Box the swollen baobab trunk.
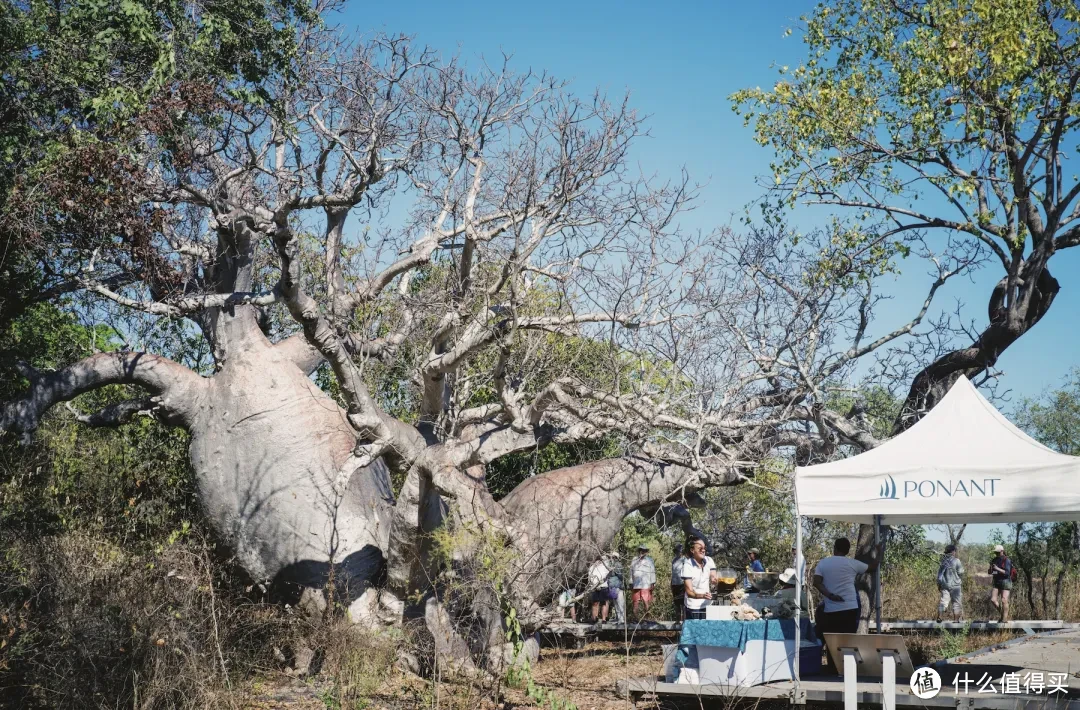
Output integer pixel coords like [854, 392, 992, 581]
[186, 325, 395, 616]
[0, 310, 393, 620]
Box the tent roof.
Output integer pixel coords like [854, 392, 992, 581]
[794, 376, 1080, 524]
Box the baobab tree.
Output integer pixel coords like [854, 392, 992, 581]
[1, 27, 961, 669]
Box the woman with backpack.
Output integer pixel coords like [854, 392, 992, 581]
[936, 544, 964, 623]
[988, 544, 1015, 622]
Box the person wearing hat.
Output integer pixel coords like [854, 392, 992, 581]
[988, 544, 1013, 622]
[630, 543, 657, 618]
[775, 563, 811, 607]
[743, 547, 766, 592]
[936, 544, 964, 623]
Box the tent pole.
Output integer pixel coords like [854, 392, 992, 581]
[794, 513, 802, 693]
[874, 515, 882, 633]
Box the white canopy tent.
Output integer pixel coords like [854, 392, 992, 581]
[796, 375, 1080, 525]
[788, 375, 1080, 692]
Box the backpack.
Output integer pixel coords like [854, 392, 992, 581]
[936, 560, 950, 590]
[993, 556, 1018, 583]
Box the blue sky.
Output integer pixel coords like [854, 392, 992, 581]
[343, 2, 1080, 542]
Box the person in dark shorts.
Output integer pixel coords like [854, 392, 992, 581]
[588, 556, 611, 622]
[813, 537, 882, 672]
[681, 537, 716, 621]
[670, 544, 685, 619]
[989, 544, 1013, 622]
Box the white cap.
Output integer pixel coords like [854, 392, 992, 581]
[778, 568, 797, 584]
[994, 544, 1005, 552]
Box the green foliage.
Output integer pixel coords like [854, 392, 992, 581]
[937, 622, 971, 659]
[696, 461, 797, 569]
[485, 436, 623, 500]
[0, 0, 318, 330]
[997, 374, 1080, 618]
[313, 261, 655, 498]
[1, 0, 314, 135]
[826, 384, 903, 442]
[1014, 369, 1080, 455]
[731, 0, 1080, 280]
[0, 303, 195, 545]
[883, 525, 936, 575]
[430, 516, 575, 710]
[0, 302, 115, 398]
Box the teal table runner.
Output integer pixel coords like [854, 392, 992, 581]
[679, 618, 818, 653]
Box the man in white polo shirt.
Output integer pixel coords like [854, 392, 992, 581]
[681, 536, 716, 620]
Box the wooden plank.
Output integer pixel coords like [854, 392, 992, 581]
[620, 677, 1080, 708]
[544, 621, 682, 635]
[872, 620, 1077, 632]
[595, 621, 682, 632]
[934, 628, 1080, 667]
[555, 619, 1076, 634]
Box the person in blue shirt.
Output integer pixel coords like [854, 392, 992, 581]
[743, 548, 766, 592]
[747, 548, 765, 573]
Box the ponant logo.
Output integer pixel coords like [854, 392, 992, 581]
[877, 474, 899, 500]
[868, 475, 1001, 501]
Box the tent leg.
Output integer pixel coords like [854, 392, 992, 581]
[874, 515, 882, 633]
[794, 515, 802, 690]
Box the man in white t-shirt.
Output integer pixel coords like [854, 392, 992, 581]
[681, 537, 716, 620]
[813, 537, 882, 645]
[630, 544, 657, 617]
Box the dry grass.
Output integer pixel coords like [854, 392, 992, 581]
[882, 565, 1080, 622]
[7, 532, 1078, 710]
[0, 530, 312, 709]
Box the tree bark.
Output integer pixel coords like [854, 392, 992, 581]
[185, 315, 396, 614]
[1053, 523, 1077, 620]
[1, 350, 206, 436]
[897, 268, 1059, 427]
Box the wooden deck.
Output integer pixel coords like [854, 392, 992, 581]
[618, 627, 1080, 706]
[542, 621, 682, 647]
[545, 618, 1075, 641]
[872, 620, 1080, 633]
[618, 676, 1080, 708]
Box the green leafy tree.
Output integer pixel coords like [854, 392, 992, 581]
[0, 303, 195, 541]
[0, 0, 318, 331]
[1015, 368, 1080, 455]
[1007, 371, 1080, 618]
[733, 0, 1080, 428]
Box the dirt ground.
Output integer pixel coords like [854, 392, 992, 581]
[232, 637, 666, 710]
[233, 628, 1026, 710]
